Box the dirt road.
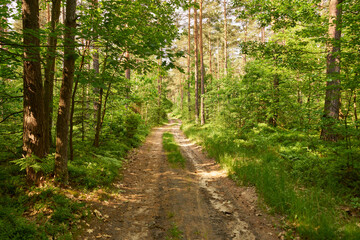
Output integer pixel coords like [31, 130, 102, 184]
[80, 120, 281, 240]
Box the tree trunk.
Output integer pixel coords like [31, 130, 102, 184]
[69, 41, 89, 161]
[209, 35, 212, 75]
[199, 0, 205, 125]
[194, 0, 199, 123]
[54, 0, 76, 184]
[243, 23, 248, 67]
[44, 0, 61, 154]
[223, 0, 228, 76]
[321, 0, 342, 141]
[22, 0, 46, 184]
[93, 51, 108, 147]
[187, 4, 191, 117]
[125, 51, 131, 100]
[261, 27, 265, 43]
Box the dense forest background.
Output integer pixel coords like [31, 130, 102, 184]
[1, 0, 360, 239]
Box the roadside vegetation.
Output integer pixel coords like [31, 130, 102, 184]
[163, 132, 186, 169]
[0, 110, 154, 239]
[181, 121, 360, 239]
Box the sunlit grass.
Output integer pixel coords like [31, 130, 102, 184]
[163, 132, 185, 168]
[181, 121, 360, 239]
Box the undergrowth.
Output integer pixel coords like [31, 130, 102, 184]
[181, 122, 360, 240]
[0, 112, 150, 239]
[163, 132, 185, 168]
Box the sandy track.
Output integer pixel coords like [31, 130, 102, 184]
[79, 120, 281, 240]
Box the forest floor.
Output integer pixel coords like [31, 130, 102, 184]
[79, 120, 283, 240]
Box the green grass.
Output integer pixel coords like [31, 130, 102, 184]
[163, 132, 186, 168]
[166, 222, 184, 240]
[181, 122, 360, 240]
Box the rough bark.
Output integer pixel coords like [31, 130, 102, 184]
[54, 0, 76, 184]
[321, 0, 342, 141]
[44, 0, 62, 153]
[194, 0, 199, 123]
[22, 0, 46, 184]
[199, 0, 205, 125]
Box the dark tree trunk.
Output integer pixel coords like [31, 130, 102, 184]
[44, 0, 61, 154]
[321, 0, 342, 141]
[93, 51, 108, 147]
[54, 0, 76, 184]
[93, 88, 103, 147]
[199, 0, 205, 125]
[22, 0, 46, 184]
[194, 0, 199, 123]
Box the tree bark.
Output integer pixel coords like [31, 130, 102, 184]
[54, 0, 76, 184]
[22, 0, 46, 184]
[199, 0, 205, 125]
[44, 0, 62, 154]
[321, 0, 342, 141]
[194, 0, 199, 123]
[223, 0, 228, 76]
[187, 4, 191, 117]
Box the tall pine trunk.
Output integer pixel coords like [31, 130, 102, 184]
[223, 0, 228, 76]
[194, 0, 199, 123]
[44, 0, 61, 153]
[321, 0, 342, 141]
[22, 0, 46, 184]
[54, 0, 76, 184]
[187, 4, 191, 117]
[199, 0, 205, 125]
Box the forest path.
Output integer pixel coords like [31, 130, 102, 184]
[79, 120, 281, 240]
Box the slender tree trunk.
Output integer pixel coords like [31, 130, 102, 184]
[100, 83, 111, 130]
[93, 51, 108, 147]
[354, 91, 358, 129]
[69, 41, 89, 161]
[44, 0, 61, 154]
[22, 0, 46, 184]
[81, 84, 85, 141]
[194, 0, 199, 123]
[261, 27, 265, 43]
[199, 0, 205, 125]
[125, 51, 131, 99]
[243, 23, 248, 67]
[158, 56, 162, 107]
[187, 4, 191, 117]
[217, 38, 220, 79]
[54, 0, 76, 184]
[92, 0, 100, 120]
[321, 0, 342, 141]
[223, 0, 228, 76]
[209, 35, 212, 75]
